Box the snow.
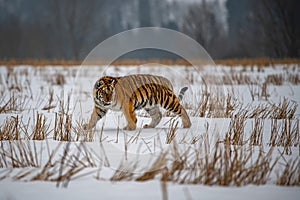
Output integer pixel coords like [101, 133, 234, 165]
[0, 64, 300, 199]
[0, 180, 299, 200]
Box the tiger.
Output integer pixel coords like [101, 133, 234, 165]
[83, 74, 191, 130]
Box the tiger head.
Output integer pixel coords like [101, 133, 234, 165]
[93, 76, 118, 107]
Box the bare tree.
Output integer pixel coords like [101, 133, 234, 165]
[235, 0, 300, 58]
[0, 0, 21, 59]
[182, 0, 226, 58]
[48, 0, 109, 60]
[257, 0, 300, 57]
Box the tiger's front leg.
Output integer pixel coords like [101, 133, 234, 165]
[122, 100, 137, 130]
[83, 107, 107, 130]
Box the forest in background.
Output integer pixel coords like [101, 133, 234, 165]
[0, 0, 299, 61]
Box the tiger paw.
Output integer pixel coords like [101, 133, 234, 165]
[143, 124, 155, 129]
[123, 124, 136, 131]
[182, 121, 191, 128]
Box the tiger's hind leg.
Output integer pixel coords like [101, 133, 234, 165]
[143, 106, 162, 128]
[162, 91, 191, 128]
[167, 103, 191, 128]
[178, 106, 191, 128]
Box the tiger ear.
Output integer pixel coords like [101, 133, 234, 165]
[114, 77, 120, 83]
[94, 80, 103, 88]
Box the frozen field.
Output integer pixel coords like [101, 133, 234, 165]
[0, 64, 299, 199]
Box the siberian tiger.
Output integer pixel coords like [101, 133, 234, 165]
[83, 74, 191, 130]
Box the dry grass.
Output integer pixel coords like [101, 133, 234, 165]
[104, 131, 298, 186]
[135, 141, 278, 186]
[288, 73, 300, 85]
[0, 67, 33, 113]
[110, 160, 138, 181]
[0, 62, 299, 187]
[270, 98, 297, 119]
[165, 120, 179, 144]
[0, 59, 81, 66]
[202, 72, 254, 85]
[0, 140, 40, 168]
[53, 112, 72, 141]
[242, 104, 272, 119]
[1, 58, 300, 66]
[0, 121, 298, 186]
[0, 116, 20, 140]
[43, 73, 66, 86]
[0, 92, 29, 113]
[247, 81, 269, 101]
[41, 88, 56, 111]
[224, 111, 247, 145]
[276, 158, 300, 186]
[249, 118, 264, 146]
[190, 86, 238, 118]
[265, 74, 284, 85]
[215, 58, 300, 67]
[4, 141, 98, 187]
[72, 120, 96, 142]
[0, 169, 12, 181]
[234, 98, 297, 119]
[53, 96, 73, 141]
[202, 71, 299, 86]
[136, 152, 168, 182]
[32, 112, 51, 140]
[268, 119, 299, 155]
[0, 113, 51, 141]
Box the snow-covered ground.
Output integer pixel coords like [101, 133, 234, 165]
[1, 179, 299, 200]
[0, 64, 299, 199]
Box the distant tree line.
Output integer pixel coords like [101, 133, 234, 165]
[183, 0, 300, 58]
[224, 0, 300, 58]
[0, 0, 299, 60]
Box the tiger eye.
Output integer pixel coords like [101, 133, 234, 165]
[108, 79, 114, 84]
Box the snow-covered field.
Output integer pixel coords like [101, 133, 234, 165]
[0, 64, 299, 200]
